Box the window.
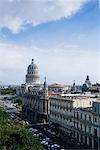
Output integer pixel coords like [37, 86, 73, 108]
[85, 114, 86, 120]
[63, 106, 65, 111]
[95, 107, 97, 112]
[85, 136, 87, 145]
[77, 122, 78, 128]
[85, 125, 86, 132]
[66, 107, 68, 111]
[70, 119, 72, 122]
[60, 106, 62, 110]
[50, 110, 51, 115]
[81, 134, 83, 143]
[43, 101, 45, 112]
[89, 116, 91, 121]
[77, 112, 78, 118]
[74, 121, 75, 126]
[89, 127, 91, 133]
[60, 114, 62, 119]
[81, 124, 82, 130]
[94, 128, 97, 137]
[81, 113, 82, 119]
[95, 117, 97, 122]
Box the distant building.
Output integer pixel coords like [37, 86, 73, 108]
[48, 83, 71, 95]
[71, 80, 76, 92]
[93, 101, 100, 115]
[90, 83, 100, 93]
[82, 75, 92, 93]
[85, 75, 92, 88]
[48, 83, 66, 92]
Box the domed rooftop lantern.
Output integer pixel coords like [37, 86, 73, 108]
[32, 58, 34, 64]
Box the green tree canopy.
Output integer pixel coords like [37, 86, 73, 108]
[0, 108, 43, 150]
[0, 88, 16, 95]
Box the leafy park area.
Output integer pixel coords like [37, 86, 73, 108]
[0, 107, 44, 150]
[0, 88, 16, 95]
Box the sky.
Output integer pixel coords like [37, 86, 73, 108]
[0, 0, 99, 85]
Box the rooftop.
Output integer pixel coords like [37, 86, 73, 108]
[48, 83, 65, 87]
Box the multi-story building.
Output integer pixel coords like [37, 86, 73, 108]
[49, 94, 100, 149]
[18, 59, 49, 123]
[16, 59, 100, 149]
[48, 83, 69, 93]
[90, 83, 100, 93]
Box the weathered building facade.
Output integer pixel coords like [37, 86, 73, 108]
[20, 59, 49, 123]
[49, 94, 100, 149]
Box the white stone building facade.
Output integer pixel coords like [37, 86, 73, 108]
[18, 59, 49, 123]
[49, 95, 100, 149]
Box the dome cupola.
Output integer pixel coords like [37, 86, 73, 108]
[25, 59, 40, 85]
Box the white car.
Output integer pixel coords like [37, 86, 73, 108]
[47, 129, 56, 135]
[51, 144, 55, 148]
[39, 133, 43, 136]
[51, 131, 56, 135]
[28, 128, 38, 133]
[33, 134, 37, 137]
[41, 141, 49, 145]
[51, 144, 60, 148]
[53, 144, 60, 147]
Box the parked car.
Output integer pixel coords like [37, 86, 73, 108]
[41, 140, 49, 146]
[45, 137, 50, 142]
[28, 128, 38, 133]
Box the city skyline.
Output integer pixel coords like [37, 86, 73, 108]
[0, 0, 99, 85]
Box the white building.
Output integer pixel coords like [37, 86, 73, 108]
[17, 59, 49, 123]
[49, 94, 100, 149]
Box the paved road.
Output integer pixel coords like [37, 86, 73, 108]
[28, 124, 92, 150]
[0, 96, 21, 121]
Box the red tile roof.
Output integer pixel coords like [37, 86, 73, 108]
[48, 83, 65, 87]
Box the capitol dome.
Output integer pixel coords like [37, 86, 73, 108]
[25, 59, 40, 85]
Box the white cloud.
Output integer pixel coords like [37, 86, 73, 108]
[0, 41, 99, 85]
[0, 0, 89, 33]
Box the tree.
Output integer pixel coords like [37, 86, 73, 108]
[14, 98, 22, 106]
[0, 88, 16, 95]
[0, 126, 43, 150]
[0, 107, 9, 126]
[0, 108, 43, 150]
